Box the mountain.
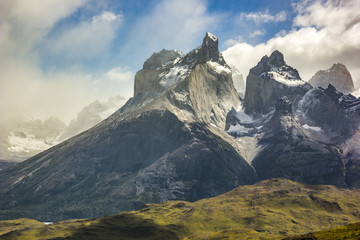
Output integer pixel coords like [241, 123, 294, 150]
[0, 96, 127, 168]
[0, 33, 257, 220]
[1, 179, 360, 240]
[1, 33, 359, 221]
[0, 116, 66, 163]
[59, 95, 127, 141]
[309, 63, 355, 94]
[243, 50, 312, 114]
[227, 51, 355, 188]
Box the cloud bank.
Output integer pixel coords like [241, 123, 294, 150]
[223, 0, 360, 89]
[0, 0, 129, 124]
[239, 9, 287, 24]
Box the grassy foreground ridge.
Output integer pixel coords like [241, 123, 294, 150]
[1, 178, 360, 239]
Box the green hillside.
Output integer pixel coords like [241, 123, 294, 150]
[284, 222, 360, 240]
[1, 178, 360, 239]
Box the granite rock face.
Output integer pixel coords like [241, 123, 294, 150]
[309, 63, 355, 94]
[243, 50, 311, 114]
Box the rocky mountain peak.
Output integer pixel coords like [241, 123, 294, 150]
[251, 50, 299, 79]
[143, 49, 183, 70]
[309, 63, 355, 94]
[324, 84, 343, 101]
[268, 50, 285, 67]
[183, 32, 228, 66]
[244, 50, 311, 114]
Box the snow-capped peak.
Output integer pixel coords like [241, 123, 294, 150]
[205, 32, 218, 42]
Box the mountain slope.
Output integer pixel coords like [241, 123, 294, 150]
[284, 222, 360, 240]
[0, 33, 257, 221]
[1, 179, 360, 240]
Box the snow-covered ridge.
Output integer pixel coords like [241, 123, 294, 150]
[264, 66, 306, 87]
[207, 61, 231, 74]
[303, 124, 323, 132]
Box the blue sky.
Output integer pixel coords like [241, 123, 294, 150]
[1, 0, 359, 123]
[38, 0, 296, 73]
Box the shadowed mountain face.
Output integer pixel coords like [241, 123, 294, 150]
[0, 33, 257, 221]
[252, 97, 346, 187]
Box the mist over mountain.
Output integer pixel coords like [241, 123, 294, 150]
[59, 95, 127, 141]
[0, 116, 66, 162]
[0, 33, 359, 222]
[0, 96, 127, 169]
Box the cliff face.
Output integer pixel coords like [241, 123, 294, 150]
[309, 63, 355, 94]
[243, 50, 311, 114]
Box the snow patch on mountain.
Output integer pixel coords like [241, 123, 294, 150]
[228, 124, 251, 134]
[303, 124, 323, 132]
[267, 68, 306, 87]
[207, 61, 231, 74]
[159, 65, 190, 88]
[206, 32, 218, 42]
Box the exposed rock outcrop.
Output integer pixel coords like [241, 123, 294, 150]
[309, 63, 355, 94]
[243, 50, 311, 114]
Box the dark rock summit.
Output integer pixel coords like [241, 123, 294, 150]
[309, 63, 355, 94]
[243, 50, 311, 114]
[183, 32, 228, 66]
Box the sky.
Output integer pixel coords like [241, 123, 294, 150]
[1, 0, 359, 124]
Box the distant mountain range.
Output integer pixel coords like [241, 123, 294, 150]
[0, 33, 359, 222]
[0, 95, 127, 168]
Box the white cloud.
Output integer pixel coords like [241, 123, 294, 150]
[106, 67, 133, 82]
[250, 29, 266, 38]
[224, 36, 244, 48]
[239, 9, 287, 24]
[0, 1, 132, 126]
[50, 11, 123, 59]
[0, 0, 88, 57]
[120, 0, 220, 62]
[223, 0, 360, 89]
